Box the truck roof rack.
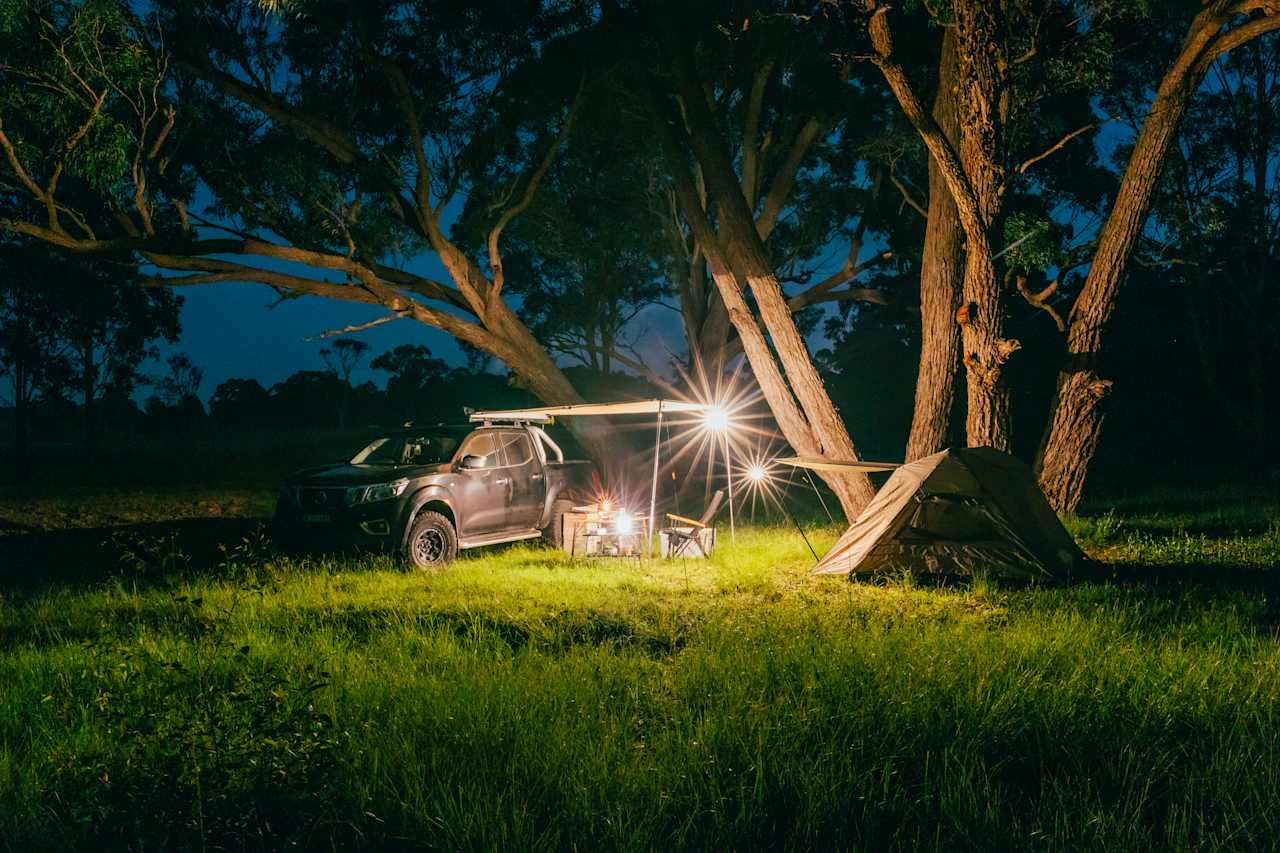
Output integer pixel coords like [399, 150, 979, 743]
[468, 412, 553, 425]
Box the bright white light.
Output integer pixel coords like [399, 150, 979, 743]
[703, 406, 729, 432]
[616, 510, 634, 534]
[748, 465, 768, 483]
[601, 497, 612, 513]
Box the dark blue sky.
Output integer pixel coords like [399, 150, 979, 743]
[148, 262, 685, 400]
[152, 280, 468, 397]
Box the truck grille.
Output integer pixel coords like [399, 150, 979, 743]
[298, 487, 348, 509]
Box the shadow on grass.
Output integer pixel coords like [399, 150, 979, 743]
[1082, 560, 1280, 592]
[0, 518, 267, 593]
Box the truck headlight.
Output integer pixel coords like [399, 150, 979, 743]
[349, 479, 409, 505]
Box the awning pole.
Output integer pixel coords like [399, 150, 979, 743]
[723, 431, 736, 544]
[647, 401, 664, 557]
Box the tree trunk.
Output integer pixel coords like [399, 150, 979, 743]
[658, 29, 876, 518]
[82, 338, 97, 461]
[867, 2, 1015, 453]
[1036, 3, 1271, 512]
[13, 358, 29, 483]
[954, 0, 1013, 451]
[905, 26, 964, 461]
[485, 299, 616, 465]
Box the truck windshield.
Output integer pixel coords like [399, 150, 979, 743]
[351, 433, 460, 466]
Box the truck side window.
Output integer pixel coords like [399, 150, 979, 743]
[500, 431, 534, 466]
[456, 432, 500, 469]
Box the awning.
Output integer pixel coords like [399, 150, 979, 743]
[470, 399, 711, 422]
[777, 456, 902, 473]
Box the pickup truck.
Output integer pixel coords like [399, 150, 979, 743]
[274, 422, 595, 568]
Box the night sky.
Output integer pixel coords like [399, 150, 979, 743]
[149, 263, 686, 399]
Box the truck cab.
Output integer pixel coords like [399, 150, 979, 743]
[275, 421, 594, 568]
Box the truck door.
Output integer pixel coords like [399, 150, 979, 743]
[451, 430, 509, 536]
[497, 429, 546, 529]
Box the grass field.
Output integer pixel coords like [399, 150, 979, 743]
[2, 481, 1280, 851]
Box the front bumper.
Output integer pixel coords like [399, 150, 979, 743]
[273, 495, 408, 552]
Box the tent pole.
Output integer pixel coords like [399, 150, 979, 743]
[723, 431, 736, 544]
[647, 402, 664, 557]
[775, 466, 817, 561]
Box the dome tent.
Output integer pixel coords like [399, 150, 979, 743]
[813, 447, 1085, 581]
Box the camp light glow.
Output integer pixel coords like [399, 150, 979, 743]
[468, 398, 743, 554]
[747, 465, 768, 483]
[702, 406, 730, 432]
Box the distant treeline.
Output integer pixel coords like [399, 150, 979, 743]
[0, 340, 662, 476]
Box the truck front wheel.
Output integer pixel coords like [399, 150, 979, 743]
[404, 510, 458, 570]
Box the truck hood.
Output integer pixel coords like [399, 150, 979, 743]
[286, 463, 449, 487]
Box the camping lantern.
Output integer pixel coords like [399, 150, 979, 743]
[562, 500, 646, 557]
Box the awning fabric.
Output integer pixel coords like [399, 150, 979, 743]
[470, 399, 711, 421]
[776, 456, 902, 473]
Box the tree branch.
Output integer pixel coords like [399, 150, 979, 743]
[888, 164, 927, 218]
[1197, 7, 1280, 74]
[756, 116, 825, 241]
[176, 47, 361, 164]
[1012, 270, 1066, 331]
[0, 119, 50, 205]
[580, 343, 682, 397]
[740, 59, 775, 208]
[486, 82, 583, 305]
[1018, 119, 1109, 174]
[799, 287, 897, 307]
[863, 3, 991, 255]
[304, 311, 409, 341]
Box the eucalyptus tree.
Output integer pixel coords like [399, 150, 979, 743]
[0, 239, 178, 463]
[602, 0, 910, 517]
[475, 91, 673, 385]
[1149, 31, 1280, 464]
[319, 337, 370, 429]
[0, 242, 65, 476]
[0, 0, 622, 458]
[863, 0, 1280, 511]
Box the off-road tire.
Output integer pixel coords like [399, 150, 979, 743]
[404, 510, 458, 570]
[542, 499, 574, 549]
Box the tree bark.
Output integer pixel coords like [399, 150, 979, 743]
[905, 26, 964, 461]
[953, 0, 1013, 451]
[867, 2, 1017, 453]
[1037, 2, 1280, 512]
[657, 33, 876, 517]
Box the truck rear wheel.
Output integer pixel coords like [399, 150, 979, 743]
[542, 499, 574, 549]
[404, 510, 458, 570]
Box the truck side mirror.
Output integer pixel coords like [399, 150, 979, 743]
[458, 454, 484, 470]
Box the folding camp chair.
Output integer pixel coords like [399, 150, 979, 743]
[662, 490, 724, 557]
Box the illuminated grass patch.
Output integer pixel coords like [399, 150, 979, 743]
[2, 497, 1280, 850]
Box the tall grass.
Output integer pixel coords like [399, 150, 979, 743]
[2, 495, 1280, 850]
